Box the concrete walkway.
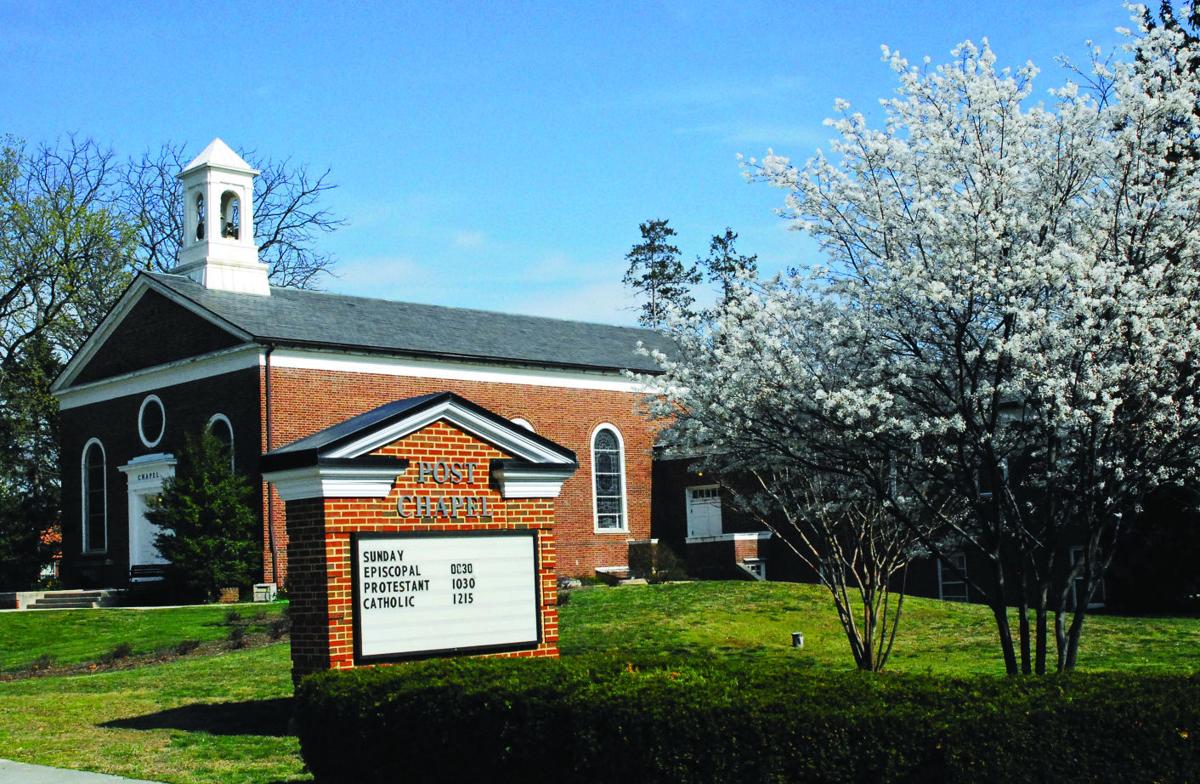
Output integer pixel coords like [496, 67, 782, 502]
[0, 759, 161, 783]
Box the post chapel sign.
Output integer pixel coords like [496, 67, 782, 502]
[261, 392, 578, 681]
[354, 530, 540, 661]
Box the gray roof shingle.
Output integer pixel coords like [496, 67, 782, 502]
[147, 272, 673, 373]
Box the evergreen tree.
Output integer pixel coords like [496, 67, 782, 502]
[623, 218, 700, 328]
[698, 228, 758, 306]
[0, 336, 60, 588]
[149, 431, 258, 602]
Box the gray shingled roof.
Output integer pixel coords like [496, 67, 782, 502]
[147, 272, 674, 373]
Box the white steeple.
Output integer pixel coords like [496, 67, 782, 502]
[174, 138, 271, 296]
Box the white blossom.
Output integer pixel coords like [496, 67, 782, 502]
[638, 17, 1200, 673]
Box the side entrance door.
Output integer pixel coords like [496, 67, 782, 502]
[686, 485, 723, 539]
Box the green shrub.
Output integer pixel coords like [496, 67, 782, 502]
[148, 431, 258, 602]
[174, 639, 201, 656]
[268, 615, 290, 640]
[100, 642, 134, 663]
[295, 656, 1200, 784]
[628, 541, 688, 583]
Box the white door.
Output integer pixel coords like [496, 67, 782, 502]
[129, 492, 169, 567]
[686, 485, 723, 538]
[119, 454, 176, 574]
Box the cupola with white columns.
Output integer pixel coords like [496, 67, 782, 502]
[174, 138, 271, 296]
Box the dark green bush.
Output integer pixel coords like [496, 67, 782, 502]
[294, 656, 1199, 784]
[268, 615, 290, 640]
[100, 642, 134, 663]
[148, 431, 258, 602]
[174, 639, 201, 656]
[628, 541, 688, 583]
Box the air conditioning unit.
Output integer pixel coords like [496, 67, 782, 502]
[253, 583, 278, 603]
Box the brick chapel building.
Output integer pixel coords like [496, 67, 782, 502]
[51, 139, 674, 589]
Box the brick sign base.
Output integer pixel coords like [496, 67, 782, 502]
[262, 393, 577, 682]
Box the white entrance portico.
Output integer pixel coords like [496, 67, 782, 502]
[118, 453, 176, 580]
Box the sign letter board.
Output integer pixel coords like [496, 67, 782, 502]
[351, 530, 541, 663]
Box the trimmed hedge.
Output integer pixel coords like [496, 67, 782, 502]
[295, 656, 1199, 783]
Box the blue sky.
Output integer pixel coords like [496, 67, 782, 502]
[1, 1, 1133, 324]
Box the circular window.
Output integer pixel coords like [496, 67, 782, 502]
[138, 395, 166, 448]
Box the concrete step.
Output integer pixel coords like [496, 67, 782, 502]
[27, 592, 104, 609]
[32, 593, 102, 601]
[28, 600, 99, 609]
[3, 588, 121, 610]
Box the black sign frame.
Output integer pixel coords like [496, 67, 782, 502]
[350, 528, 542, 665]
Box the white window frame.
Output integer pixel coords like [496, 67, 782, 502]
[510, 417, 535, 432]
[137, 394, 166, 448]
[590, 423, 629, 534]
[206, 413, 235, 470]
[938, 552, 969, 602]
[81, 437, 108, 554]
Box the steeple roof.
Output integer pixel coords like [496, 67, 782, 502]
[179, 138, 258, 176]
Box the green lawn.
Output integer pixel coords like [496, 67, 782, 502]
[560, 582, 1200, 676]
[0, 644, 303, 784]
[0, 602, 288, 672]
[0, 582, 1197, 783]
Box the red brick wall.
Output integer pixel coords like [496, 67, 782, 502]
[262, 364, 658, 583]
[286, 420, 559, 682]
[734, 536, 765, 562]
[284, 497, 329, 676]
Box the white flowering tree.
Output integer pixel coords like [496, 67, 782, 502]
[645, 16, 1200, 674]
[642, 278, 953, 671]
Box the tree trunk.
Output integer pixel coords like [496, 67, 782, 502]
[1054, 608, 1068, 672]
[1062, 583, 1094, 671]
[860, 599, 876, 672]
[988, 551, 1018, 674]
[1034, 607, 1048, 675]
[992, 603, 1019, 675]
[1017, 598, 1032, 674]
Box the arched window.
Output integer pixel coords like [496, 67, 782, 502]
[206, 414, 235, 470]
[510, 417, 535, 432]
[220, 191, 241, 239]
[194, 192, 206, 241]
[591, 424, 627, 532]
[82, 439, 107, 552]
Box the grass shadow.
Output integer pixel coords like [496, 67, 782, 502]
[102, 697, 293, 737]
